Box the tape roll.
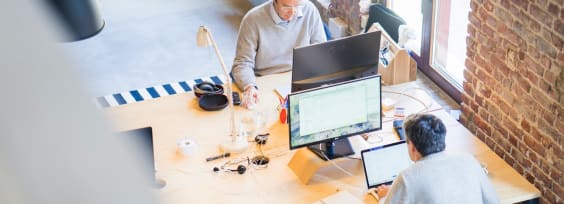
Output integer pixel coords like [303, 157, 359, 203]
[177, 137, 198, 156]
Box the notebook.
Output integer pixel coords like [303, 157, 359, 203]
[361, 141, 411, 189]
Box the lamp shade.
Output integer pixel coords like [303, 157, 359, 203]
[196, 26, 212, 47]
[47, 0, 105, 41]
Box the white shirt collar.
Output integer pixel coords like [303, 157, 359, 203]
[269, 1, 304, 25]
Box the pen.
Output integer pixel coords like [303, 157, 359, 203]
[206, 152, 230, 162]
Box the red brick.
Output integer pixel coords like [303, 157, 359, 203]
[555, 20, 564, 39]
[506, 120, 525, 139]
[514, 163, 524, 174]
[525, 172, 535, 183]
[524, 55, 545, 76]
[541, 108, 556, 125]
[541, 194, 556, 204]
[465, 59, 477, 73]
[469, 12, 482, 28]
[463, 81, 475, 97]
[498, 134, 513, 153]
[478, 85, 493, 98]
[475, 94, 484, 107]
[477, 69, 496, 86]
[509, 80, 524, 95]
[535, 36, 558, 58]
[535, 0, 548, 7]
[508, 133, 519, 146]
[505, 154, 515, 166]
[474, 115, 492, 135]
[533, 164, 551, 185]
[539, 55, 552, 69]
[528, 17, 541, 32]
[526, 70, 540, 85]
[529, 149, 539, 164]
[554, 181, 563, 201]
[513, 0, 530, 10]
[470, 100, 480, 113]
[524, 133, 546, 156]
[482, 24, 495, 38]
[530, 86, 550, 107]
[537, 116, 560, 144]
[484, 134, 496, 147]
[547, 2, 559, 16]
[520, 118, 531, 133]
[549, 32, 562, 49]
[530, 4, 553, 28]
[487, 98, 502, 118]
[550, 166, 563, 182]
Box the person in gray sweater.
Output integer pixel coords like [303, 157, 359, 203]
[231, 0, 326, 109]
[375, 114, 499, 204]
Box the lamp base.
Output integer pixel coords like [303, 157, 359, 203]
[220, 136, 248, 153]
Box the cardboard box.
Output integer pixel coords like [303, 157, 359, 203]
[367, 23, 417, 85]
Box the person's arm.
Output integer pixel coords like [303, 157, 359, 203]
[231, 15, 260, 109]
[306, 2, 327, 44]
[231, 15, 258, 91]
[382, 174, 410, 204]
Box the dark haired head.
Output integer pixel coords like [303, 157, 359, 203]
[404, 114, 446, 157]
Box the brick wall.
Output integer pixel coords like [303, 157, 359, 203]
[462, 0, 563, 203]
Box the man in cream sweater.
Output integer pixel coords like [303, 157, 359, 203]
[231, 0, 326, 109]
[375, 114, 499, 204]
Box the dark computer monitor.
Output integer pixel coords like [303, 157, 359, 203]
[288, 75, 382, 160]
[118, 127, 165, 188]
[291, 31, 382, 92]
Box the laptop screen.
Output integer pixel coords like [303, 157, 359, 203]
[361, 141, 411, 188]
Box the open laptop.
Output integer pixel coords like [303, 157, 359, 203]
[118, 127, 165, 188]
[361, 141, 411, 190]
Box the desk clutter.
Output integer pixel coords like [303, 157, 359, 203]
[95, 75, 226, 108]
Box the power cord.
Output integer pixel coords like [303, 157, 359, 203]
[320, 151, 354, 177]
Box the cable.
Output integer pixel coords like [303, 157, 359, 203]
[382, 90, 430, 113]
[319, 151, 354, 177]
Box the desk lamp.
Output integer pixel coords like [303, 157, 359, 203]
[197, 26, 248, 153]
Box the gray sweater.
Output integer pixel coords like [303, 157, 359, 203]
[231, 0, 326, 90]
[383, 152, 500, 204]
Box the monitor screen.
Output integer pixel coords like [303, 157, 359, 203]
[288, 75, 382, 160]
[291, 31, 382, 92]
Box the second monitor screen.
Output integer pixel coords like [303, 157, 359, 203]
[289, 76, 382, 149]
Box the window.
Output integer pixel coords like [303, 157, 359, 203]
[385, 0, 471, 102]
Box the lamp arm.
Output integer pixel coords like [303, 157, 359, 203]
[206, 30, 238, 139]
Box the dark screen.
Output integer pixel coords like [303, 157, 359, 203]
[291, 31, 382, 92]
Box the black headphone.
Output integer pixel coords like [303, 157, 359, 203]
[193, 81, 224, 98]
[254, 133, 269, 145]
[213, 165, 247, 175]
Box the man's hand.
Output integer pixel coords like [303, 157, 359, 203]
[242, 85, 259, 109]
[376, 185, 390, 199]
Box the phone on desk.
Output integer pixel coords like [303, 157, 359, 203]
[232, 92, 241, 105]
[393, 120, 405, 140]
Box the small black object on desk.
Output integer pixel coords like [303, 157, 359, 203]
[199, 94, 229, 111]
[206, 152, 230, 162]
[393, 120, 405, 140]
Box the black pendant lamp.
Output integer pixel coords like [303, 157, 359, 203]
[47, 0, 105, 41]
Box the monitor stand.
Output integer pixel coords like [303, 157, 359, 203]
[307, 138, 354, 161]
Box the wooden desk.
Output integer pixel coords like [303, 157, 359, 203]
[104, 72, 539, 204]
